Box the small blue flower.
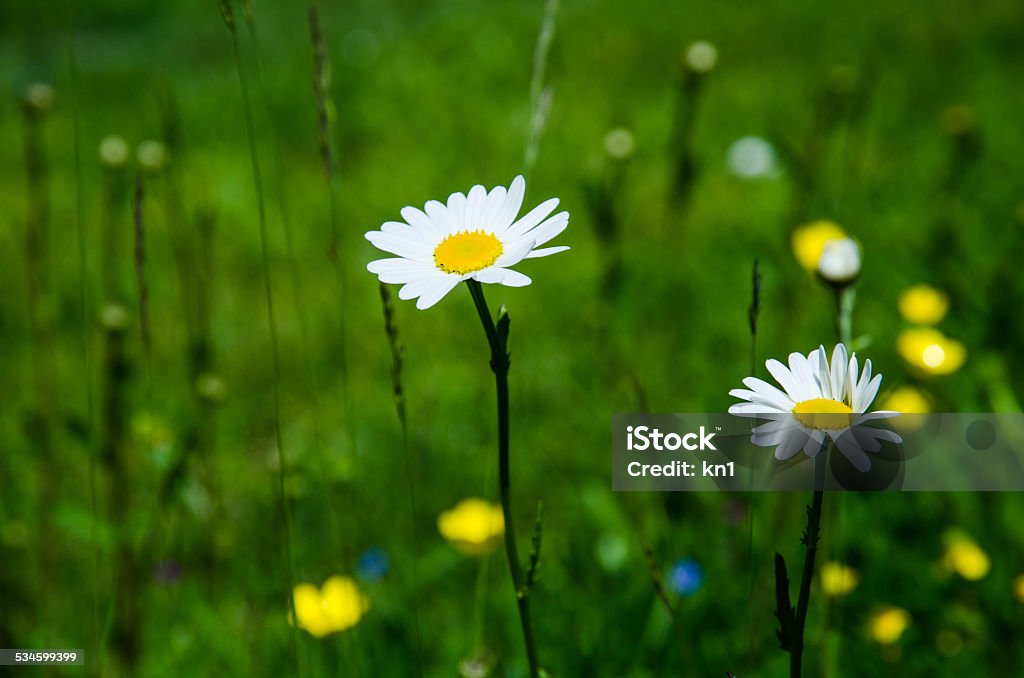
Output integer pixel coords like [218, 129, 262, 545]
[357, 547, 389, 582]
[667, 558, 703, 596]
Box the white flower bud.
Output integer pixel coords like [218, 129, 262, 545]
[99, 304, 130, 331]
[684, 41, 718, 73]
[603, 127, 635, 160]
[24, 83, 55, 112]
[817, 237, 861, 284]
[726, 136, 778, 179]
[136, 140, 168, 171]
[99, 136, 130, 168]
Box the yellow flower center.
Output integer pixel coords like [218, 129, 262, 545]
[792, 398, 854, 430]
[434, 230, 503, 275]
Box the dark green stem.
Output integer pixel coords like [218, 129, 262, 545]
[791, 452, 826, 678]
[466, 280, 540, 678]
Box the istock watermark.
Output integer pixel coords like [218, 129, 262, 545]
[612, 413, 1024, 491]
[626, 425, 717, 451]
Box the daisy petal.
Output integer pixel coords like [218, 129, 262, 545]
[775, 429, 810, 460]
[381, 221, 423, 239]
[494, 238, 535, 268]
[835, 435, 872, 472]
[366, 232, 432, 261]
[494, 175, 526, 231]
[479, 186, 507, 230]
[426, 199, 456, 234]
[741, 377, 797, 410]
[729, 402, 788, 415]
[789, 351, 821, 401]
[399, 274, 446, 301]
[518, 211, 569, 247]
[524, 245, 570, 258]
[765, 359, 802, 400]
[465, 185, 487, 230]
[504, 198, 559, 238]
[854, 374, 883, 412]
[415, 276, 461, 310]
[400, 206, 440, 234]
[367, 258, 435, 283]
[803, 429, 826, 457]
[473, 268, 532, 287]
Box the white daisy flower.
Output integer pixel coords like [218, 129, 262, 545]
[365, 176, 570, 310]
[728, 344, 901, 471]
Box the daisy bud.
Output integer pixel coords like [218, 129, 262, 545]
[684, 41, 718, 74]
[99, 135, 130, 168]
[23, 82, 55, 113]
[136, 140, 168, 172]
[195, 373, 227, 403]
[817, 237, 861, 285]
[99, 304, 130, 331]
[727, 136, 779, 180]
[603, 127, 635, 160]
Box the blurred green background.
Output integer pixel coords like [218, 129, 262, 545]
[2, 0, 1024, 675]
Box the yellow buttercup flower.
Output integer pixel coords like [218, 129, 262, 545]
[1013, 574, 1024, 602]
[791, 220, 846, 271]
[898, 285, 949, 325]
[820, 561, 859, 597]
[882, 386, 931, 414]
[942, 536, 990, 581]
[869, 607, 911, 644]
[291, 576, 369, 638]
[897, 327, 966, 376]
[882, 385, 931, 432]
[438, 498, 505, 556]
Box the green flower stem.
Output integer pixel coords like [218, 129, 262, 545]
[466, 280, 540, 678]
[791, 454, 826, 678]
[834, 285, 855, 348]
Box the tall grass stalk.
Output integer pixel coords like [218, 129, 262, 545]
[99, 303, 136, 671]
[523, 0, 559, 179]
[220, 2, 302, 672]
[466, 280, 540, 678]
[668, 56, 709, 208]
[376, 281, 425, 669]
[131, 173, 174, 675]
[307, 6, 352, 404]
[746, 258, 761, 668]
[132, 177, 151, 353]
[21, 79, 60, 620]
[66, 6, 102, 670]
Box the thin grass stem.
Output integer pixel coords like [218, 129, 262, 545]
[221, 2, 302, 672]
[523, 0, 559, 179]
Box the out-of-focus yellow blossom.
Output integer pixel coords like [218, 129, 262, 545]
[898, 285, 949, 325]
[882, 385, 931, 432]
[869, 607, 911, 644]
[897, 327, 966, 376]
[820, 561, 859, 597]
[438, 498, 504, 556]
[792, 220, 847, 271]
[882, 386, 931, 414]
[941, 534, 990, 581]
[291, 576, 369, 638]
[1013, 574, 1024, 602]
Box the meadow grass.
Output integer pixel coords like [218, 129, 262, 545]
[1, 0, 1024, 675]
